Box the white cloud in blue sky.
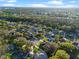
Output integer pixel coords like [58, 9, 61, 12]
[2, 3, 15, 6]
[0, 0, 16, 2]
[47, 0, 63, 5]
[7, 0, 16, 2]
[0, 0, 79, 8]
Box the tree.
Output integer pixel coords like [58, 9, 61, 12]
[13, 37, 27, 47]
[55, 50, 70, 59]
[49, 56, 59, 59]
[39, 42, 59, 57]
[55, 34, 62, 42]
[49, 50, 70, 59]
[59, 42, 77, 54]
[59, 42, 78, 59]
[6, 53, 11, 59]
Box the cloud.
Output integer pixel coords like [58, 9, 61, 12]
[47, 0, 63, 5]
[0, 0, 78, 8]
[1, 4, 25, 7]
[2, 4, 16, 6]
[44, 0, 78, 8]
[69, 1, 76, 3]
[0, 0, 16, 2]
[7, 0, 16, 2]
[26, 4, 48, 7]
[1, 3, 78, 8]
[48, 4, 78, 8]
[63, 4, 78, 8]
[25, 3, 78, 8]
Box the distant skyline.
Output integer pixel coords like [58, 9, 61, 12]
[0, 0, 79, 8]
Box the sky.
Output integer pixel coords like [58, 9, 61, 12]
[0, 0, 79, 8]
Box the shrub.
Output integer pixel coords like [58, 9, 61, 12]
[49, 50, 70, 59]
[39, 42, 59, 57]
[59, 42, 77, 54]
